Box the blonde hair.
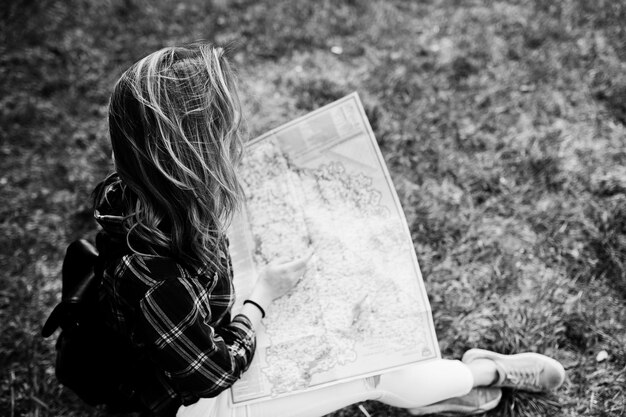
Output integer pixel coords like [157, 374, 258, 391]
[108, 43, 244, 272]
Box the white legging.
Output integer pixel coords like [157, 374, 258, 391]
[178, 359, 474, 417]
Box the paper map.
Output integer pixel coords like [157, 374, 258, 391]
[228, 93, 439, 406]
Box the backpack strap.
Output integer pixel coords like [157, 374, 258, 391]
[42, 239, 99, 338]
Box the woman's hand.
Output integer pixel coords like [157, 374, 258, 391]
[248, 251, 313, 310]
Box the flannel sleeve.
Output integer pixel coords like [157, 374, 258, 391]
[138, 276, 256, 398]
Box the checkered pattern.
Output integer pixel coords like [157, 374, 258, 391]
[94, 174, 256, 415]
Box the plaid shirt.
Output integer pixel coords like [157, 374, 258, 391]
[94, 174, 255, 416]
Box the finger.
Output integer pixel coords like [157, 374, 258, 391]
[282, 249, 314, 271]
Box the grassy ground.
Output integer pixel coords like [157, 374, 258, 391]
[1, 0, 625, 416]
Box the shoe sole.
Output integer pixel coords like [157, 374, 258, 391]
[462, 348, 565, 391]
[408, 388, 502, 416]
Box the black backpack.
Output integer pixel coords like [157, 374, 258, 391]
[42, 239, 144, 412]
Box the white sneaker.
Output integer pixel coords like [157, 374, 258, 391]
[409, 387, 502, 415]
[462, 349, 566, 392]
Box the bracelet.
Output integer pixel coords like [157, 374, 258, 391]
[243, 299, 266, 318]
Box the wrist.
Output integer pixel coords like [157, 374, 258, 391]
[239, 302, 264, 326]
[243, 299, 266, 318]
[249, 283, 272, 311]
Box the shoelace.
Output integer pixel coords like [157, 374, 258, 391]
[501, 363, 544, 389]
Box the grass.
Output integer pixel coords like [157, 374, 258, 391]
[1, 0, 625, 416]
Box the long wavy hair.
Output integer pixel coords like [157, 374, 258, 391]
[107, 43, 244, 272]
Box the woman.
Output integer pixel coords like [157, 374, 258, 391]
[94, 43, 565, 417]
